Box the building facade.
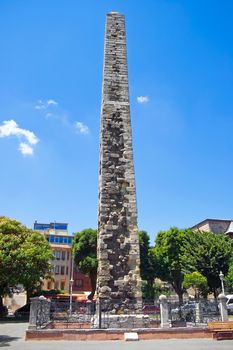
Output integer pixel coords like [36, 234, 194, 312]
[192, 219, 233, 238]
[34, 221, 91, 295]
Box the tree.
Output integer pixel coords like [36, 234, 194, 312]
[18, 231, 53, 302]
[181, 230, 233, 298]
[0, 216, 52, 307]
[151, 227, 190, 305]
[138, 231, 156, 287]
[183, 271, 209, 299]
[72, 228, 97, 300]
[224, 260, 233, 293]
[142, 280, 171, 300]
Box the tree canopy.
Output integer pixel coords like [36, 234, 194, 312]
[72, 228, 97, 300]
[151, 227, 190, 304]
[0, 216, 52, 304]
[181, 230, 233, 297]
[225, 260, 233, 292]
[151, 227, 233, 301]
[138, 230, 156, 285]
[183, 271, 209, 299]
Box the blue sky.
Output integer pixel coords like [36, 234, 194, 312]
[0, 0, 233, 243]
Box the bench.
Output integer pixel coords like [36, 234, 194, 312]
[208, 321, 233, 340]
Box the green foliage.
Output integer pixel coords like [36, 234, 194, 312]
[183, 271, 209, 298]
[138, 230, 156, 284]
[181, 231, 233, 297]
[72, 228, 97, 299]
[142, 280, 154, 300]
[151, 227, 233, 301]
[0, 216, 52, 302]
[153, 282, 172, 299]
[142, 281, 171, 301]
[225, 260, 233, 292]
[151, 227, 191, 303]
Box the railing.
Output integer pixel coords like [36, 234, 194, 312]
[94, 299, 161, 329]
[167, 299, 221, 326]
[50, 300, 95, 327]
[32, 298, 161, 329]
[30, 296, 222, 329]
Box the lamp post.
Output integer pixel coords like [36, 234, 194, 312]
[219, 271, 225, 295]
[69, 255, 74, 317]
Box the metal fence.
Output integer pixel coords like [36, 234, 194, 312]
[32, 298, 161, 329]
[167, 299, 221, 327]
[49, 300, 95, 328]
[95, 299, 160, 329]
[32, 297, 221, 329]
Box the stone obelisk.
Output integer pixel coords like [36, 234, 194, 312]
[97, 11, 142, 315]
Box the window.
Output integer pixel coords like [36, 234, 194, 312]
[62, 251, 66, 260]
[67, 251, 70, 260]
[66, 266, 69, 275]
[60, 282, 65, 290]
[49, 235, 54, 243]
[55, 251, 61, 260]
[75, 279, 83, 288]
[55, 265, 60, 274]
[60, 266, 65, 275]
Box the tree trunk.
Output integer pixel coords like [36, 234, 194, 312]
[0, 296, 3, 308]
[26, 287, 33, 304]
[178, 292, 183, 306]
[88, 273, 97, 300]
[172, 282, 183, 306]
[213, 288, 218, 299]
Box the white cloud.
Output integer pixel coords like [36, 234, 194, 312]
[75, 121, 89, 135]
[35, 100, 46, 110]
[0, 120, 38, 144]
[35, 99, 58, 110]
[47, 99, 58, 106]
[137, 96, 149, 104]
[18, 142, 34, 156]
[0, 120, 39, 156]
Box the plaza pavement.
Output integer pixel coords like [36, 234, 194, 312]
[1, 322, 233, 350]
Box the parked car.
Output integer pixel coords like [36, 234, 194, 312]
[142, 305, 160, 314]
[226, 294, 233, 314]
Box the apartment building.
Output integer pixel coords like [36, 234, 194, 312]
[34, 221, 91, 295]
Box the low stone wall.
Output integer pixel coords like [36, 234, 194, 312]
[92, 314, 150, 329]
[47, 322, 91, 329]
[26, 327, 212, 341]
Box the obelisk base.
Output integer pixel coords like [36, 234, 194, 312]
[92, 314, 150, 329]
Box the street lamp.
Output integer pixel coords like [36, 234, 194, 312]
[219, 271, 225, 295]
[69, 255, 74, 317]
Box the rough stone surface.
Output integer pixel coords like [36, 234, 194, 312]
[97, 11, 142, 313]
[92, 314, 150, 329]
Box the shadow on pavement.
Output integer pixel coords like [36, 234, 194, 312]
[0, 335, 20, 347]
